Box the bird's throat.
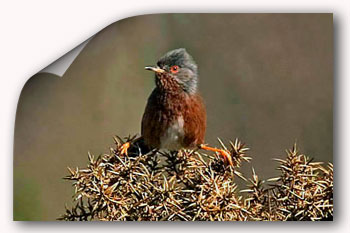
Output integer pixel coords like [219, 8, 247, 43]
[155, 74, 183, 93]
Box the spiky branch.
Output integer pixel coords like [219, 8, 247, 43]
[59, 137, 333, 221]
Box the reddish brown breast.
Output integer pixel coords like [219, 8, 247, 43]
[141, 80, 206, 150]
[182, 94, 206, 148]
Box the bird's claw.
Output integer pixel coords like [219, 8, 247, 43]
[217, 149, 233, 167]
[199, 144, 233, 166]
[120, 142, 130, 156]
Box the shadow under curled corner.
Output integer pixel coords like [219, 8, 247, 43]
[39, 38, 92, 77]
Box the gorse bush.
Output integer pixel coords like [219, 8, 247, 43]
[59, 136, 333, 221]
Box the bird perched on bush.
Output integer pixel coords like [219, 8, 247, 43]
[120, 48, 232, 165]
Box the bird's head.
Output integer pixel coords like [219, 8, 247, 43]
[145, 48, 198, 94]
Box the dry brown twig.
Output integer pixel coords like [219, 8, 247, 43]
[59, 137, 333, 221]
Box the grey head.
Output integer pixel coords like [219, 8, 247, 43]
[145, 48, 198, 94]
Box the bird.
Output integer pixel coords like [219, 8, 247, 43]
[120, 48, 232, 165]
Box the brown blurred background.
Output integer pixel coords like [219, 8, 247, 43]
[14, 14, 333, 220]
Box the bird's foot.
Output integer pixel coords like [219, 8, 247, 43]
[199, 144, 233, 166]
[120, 142, 130, 156]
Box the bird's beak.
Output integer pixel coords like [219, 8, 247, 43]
[145, 66, 165, 74]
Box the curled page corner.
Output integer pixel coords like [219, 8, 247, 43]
[39, 37, 92, 77]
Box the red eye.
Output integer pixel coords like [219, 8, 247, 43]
[170, 65, 179, 73]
